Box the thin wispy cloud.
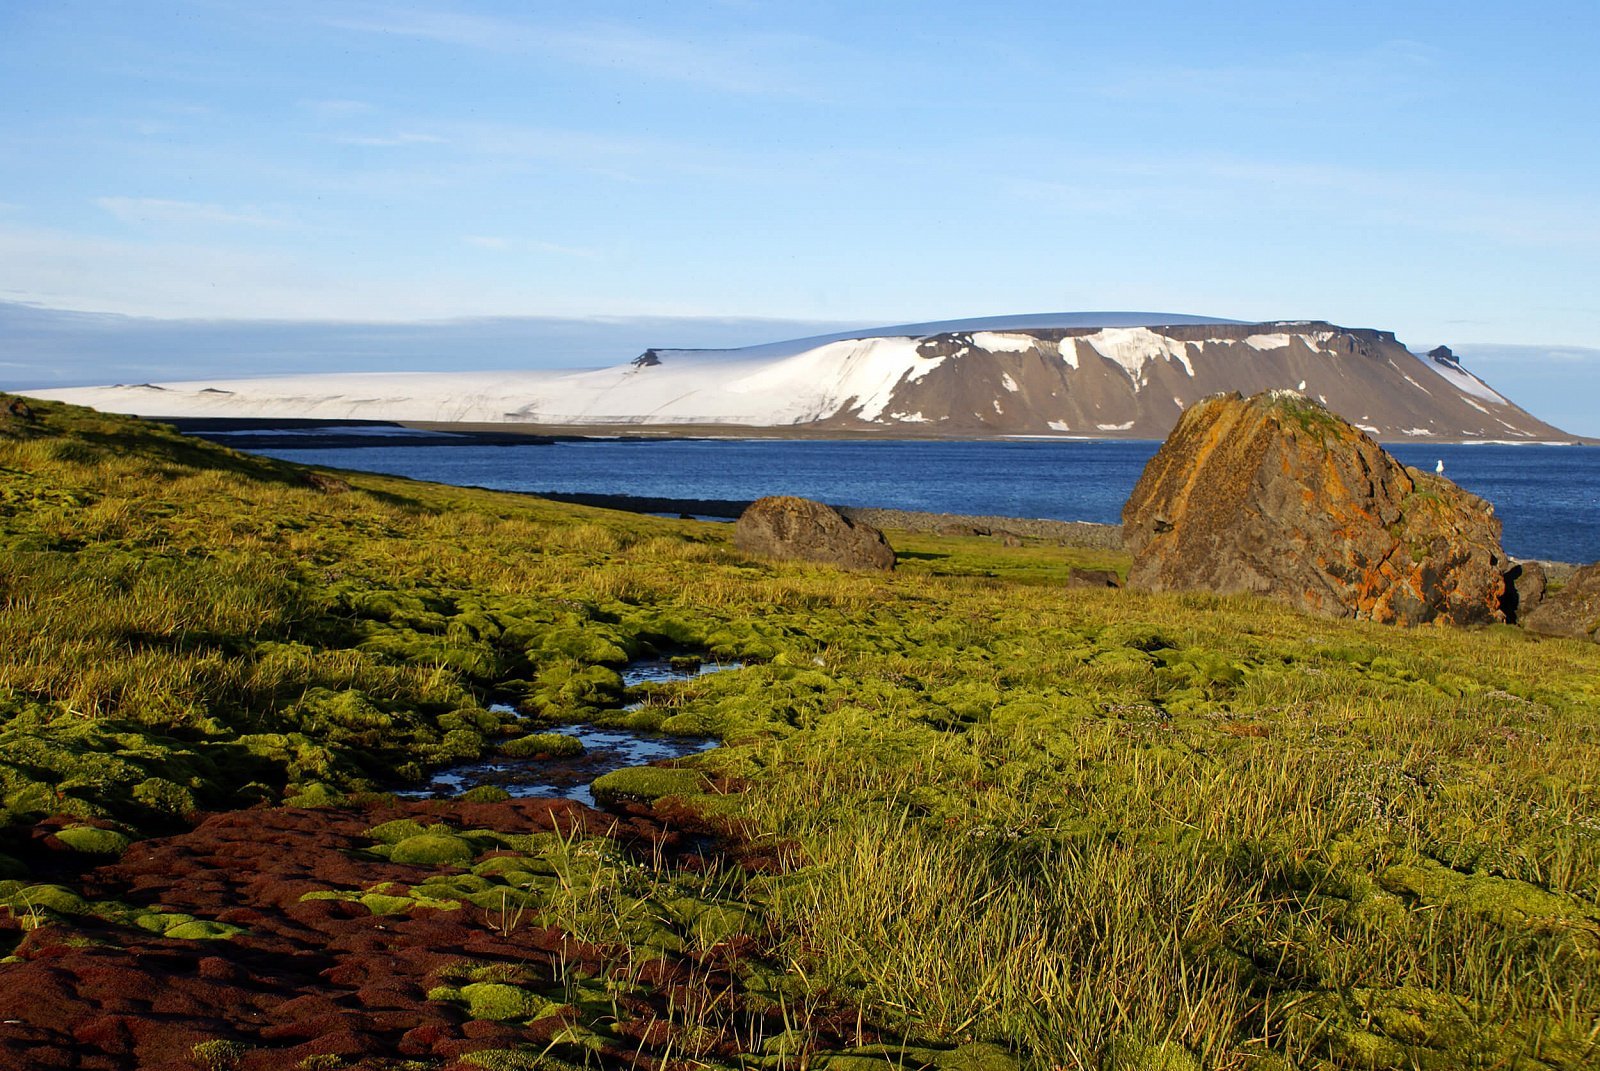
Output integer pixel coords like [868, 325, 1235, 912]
[315, 3, 841, 99]
[463, 235, 599, 259]
[1092, 40, 1443, 108]
[0, 223, 614, 321]
[1007, 152, 1600, 250]
[306, 119, 754, 186]
[94, 197, 291, 229]
[1458, 344, 1600, 365]
[300, 98, 373, 117]
[334, 131, 448, 147]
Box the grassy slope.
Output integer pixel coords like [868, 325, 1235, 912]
[1, 398, 1598, 1069]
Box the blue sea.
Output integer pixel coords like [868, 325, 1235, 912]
[244, 434, 1600, 564]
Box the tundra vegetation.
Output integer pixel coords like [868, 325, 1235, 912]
[0, 399, 1597, 1070]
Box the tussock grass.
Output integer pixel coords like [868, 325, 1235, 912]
[2, 397, 1598, 1068]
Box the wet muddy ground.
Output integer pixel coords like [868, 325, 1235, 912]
[0, 795, 821, 1071]
[402, 660, 738, 807]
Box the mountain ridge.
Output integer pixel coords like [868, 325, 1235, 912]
[25, 314, 1578, 443]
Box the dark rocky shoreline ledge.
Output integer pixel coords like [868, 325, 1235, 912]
[536, 492, 1577, 576]
[534, 492, 1124, 550]
[836, 506, 1124, 549]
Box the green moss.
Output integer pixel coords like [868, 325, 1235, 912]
[390, 832, 476, 866]
[405, 890, 463, 912]
[7, 398, 1600, 1068]
[358, 892, 416, 915]
[283, 782, 345, 808]
[5, 884, 85, 915]
[364, 818, 429, 844]
[461, 1049, 585, 1071]
[191, 1039, 251, 1070]
[131, 777, 196, 816]
[53, 825, 130, 855]
[458, 981, 552, 1021]
[1103, 1038, 1200, 1071]
[133, 911, 195, 934]
[936, 1043, 1020, 1071]
[589, 765, 706, 807]
[414, 873, 492, 898]
[295, 1057, 346, 1071]
[458, 785, 511, 803]
[499, 732, 584, 759]
[1378, 858, 1596, 929]
[659, 894, 757, 945]
[164, 919, 244, 940]
[461, 886, 540, 913]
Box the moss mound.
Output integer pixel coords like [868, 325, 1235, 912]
[459, 982, 552, 1022]
[590, 765, 706, 807]
[163, 919, 244, 941]
[389, 832, 476, 866]
[53, 825, 130, 855]
[364, 818, 429, 845]
[499, 732, 584, 759]
[4, 883, 86, 916]
[459, 785, 512, 803]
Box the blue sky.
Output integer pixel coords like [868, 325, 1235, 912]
[3, 1, 1599, 431]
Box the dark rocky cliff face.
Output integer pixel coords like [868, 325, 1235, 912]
[813, 322, 1571, 442]
[1121, 390, 1507, 626]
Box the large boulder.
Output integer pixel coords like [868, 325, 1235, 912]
[1521, 564, 1600, 642]
[1122, 391, 1506, 626]
[734, 496, 895, 571]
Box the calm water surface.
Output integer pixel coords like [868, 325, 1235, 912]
[251, 436, 1600, 564]
[399, 659, 735, 806]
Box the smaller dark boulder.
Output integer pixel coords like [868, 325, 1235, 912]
[4, 397, 36, 422]
[734, 496, 895, 571]
[1501, 561, 1547, 623]
[305, 472, 352, 494]
[1066, 567, 1122, 589]
[1521, 563, 1600, 643]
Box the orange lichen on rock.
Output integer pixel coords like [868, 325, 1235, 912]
[1122, 390, 1506, 626]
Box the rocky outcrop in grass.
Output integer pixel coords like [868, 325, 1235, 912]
[1123, 390, 1507, 625]
[734, 495, 895, 571]
[1522, 562, 1600, 642]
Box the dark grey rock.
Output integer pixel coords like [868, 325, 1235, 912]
[734, 496, 895, 571]
[1066, 567, 1122, 589]
[1501, 561, 1547, 623]
[1522, 563, 1600, 642]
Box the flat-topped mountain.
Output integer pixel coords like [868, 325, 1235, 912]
[27, 313, 1575, 442]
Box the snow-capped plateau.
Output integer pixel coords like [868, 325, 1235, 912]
[26, 314, 1576, 442]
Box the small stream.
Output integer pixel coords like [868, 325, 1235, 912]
[399, 658, 739, 808]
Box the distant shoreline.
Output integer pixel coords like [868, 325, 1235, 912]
[162, 416, 1596, 447]
[165, 418, 1586, 567]
[536, 492, 1126, 549]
